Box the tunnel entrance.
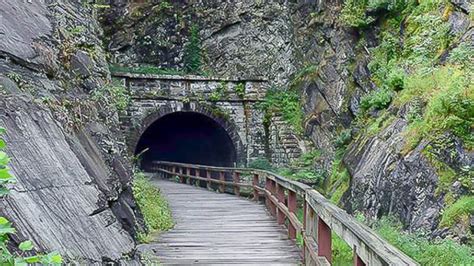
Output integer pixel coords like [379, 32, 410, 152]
[135, 112, 237, 170]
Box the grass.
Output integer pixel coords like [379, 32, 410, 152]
[133, 172, 174, 243]
[375, 217, 474, 265]
[399, 65, 474, 151]
[440, 196, 474, 227]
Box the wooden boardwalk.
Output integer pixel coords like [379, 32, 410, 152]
[139, 179, 302, 265]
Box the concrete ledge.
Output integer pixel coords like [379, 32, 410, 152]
[112, 72, 268, 82]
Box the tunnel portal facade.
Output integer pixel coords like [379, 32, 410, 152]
[116, 73, 305, 168]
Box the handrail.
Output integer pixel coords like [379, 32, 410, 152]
[151, 161, 418, 266]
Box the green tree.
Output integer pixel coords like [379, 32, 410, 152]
[183, 25, 202, 74]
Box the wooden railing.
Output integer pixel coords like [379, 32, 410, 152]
[151, 161, 418, 266]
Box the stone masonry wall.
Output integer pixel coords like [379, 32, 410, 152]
[114, 73, 303, 166]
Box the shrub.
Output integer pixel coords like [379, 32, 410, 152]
[334, 129, 352, 149]
[259, 88, 304, 134]
[234, 82, 245, 99]
[375, 217, 474, 265]
[91, 81, 130, 112]
[132, 172, 173, 242]
[340, 0, 375, 28]
[448, 42, 474, 68]
[359, 88, 392, 112]
[400, 65, 474, 150]
[248, 157, 273, 171]
[440, 196, 474, 227]
[183, 25, 202, 74]
[387, 68, 405, 91]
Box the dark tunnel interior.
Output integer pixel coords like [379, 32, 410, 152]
[135, 112, 237, 170]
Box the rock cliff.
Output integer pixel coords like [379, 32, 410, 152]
[0, 0, 139, 263]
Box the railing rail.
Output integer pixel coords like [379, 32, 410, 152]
[151, 161, 418, 266]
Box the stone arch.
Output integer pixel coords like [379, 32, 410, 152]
[129, 102, 245, 167]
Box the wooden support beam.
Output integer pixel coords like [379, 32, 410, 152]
[276, 183, 285, 225]
[354, 248, 366, 266]
[318, 217, 332, 264]
[186, 168, 191, 184]
[253, 174, 259, 201]
[288, 190, 297, 240]
[265, 178, 274, 216]
[179, 167, 185, 183]
[195, 169, 200, 187]
[219, 171, 225, 193]
[206, 170, 211, 190]
[233, 171, 240, 196]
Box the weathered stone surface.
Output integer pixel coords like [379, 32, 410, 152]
[71, 50, 93, 77]
[343, 117, 443, 231]
[102, 1, 296, 85]
[0, 97, 135, 263]
[0, 0, 139, 263]
[0, 0, 52, 67]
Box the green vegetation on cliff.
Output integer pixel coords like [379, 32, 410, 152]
[352, 0, 474, 151]
[259, 88, 304, 134]
[440, 196, 474, 227]
[375, 217, 474, 265]
[133, 172, 173, 243]
[183, 25, 203, 74]
[0, 128, 62, 265]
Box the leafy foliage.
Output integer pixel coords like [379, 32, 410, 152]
[328, 159, 350, 205]
[248, 157, 273, 171]
[374, 217, 474, 265]
[340, 0, 375, 28]
[277, 150, 325, 184]
[0, 128, 62, 265]
[133, 172, 173, 243]
[91, 81, 130, 112]
[440, 196, 474, 227]
[209, 82, 228, 102]
[234, 82, 245, 99]
[400, 65, 474, 150]
[359, 88, 393, 112]
[334, 129, 352, 149]
[183, 25, 203, 74]
[259, 88, 304, 134]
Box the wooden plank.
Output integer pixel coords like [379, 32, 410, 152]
[142, 179, 302, 265]
[153, 161, 417, 266]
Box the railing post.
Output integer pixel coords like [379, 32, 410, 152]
[195, 169, 200, 187]
[252, 174, 259, 201]
[288, 190, 297, 240]
[265, 178, 275, 216]
[233, 171, 240, 196]
[269, 180, 277, 216]
[318, 217, 332, 264]
[219, 171, 225, 193]
[353, 248, 366, 266]
[276, 183, 285, 225]
[179, 167, 185, 183]
[206, 170, 211, 190]
[186, 168, 191, 184]
[302, 200, 307, 261]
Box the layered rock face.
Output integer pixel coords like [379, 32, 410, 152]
[0, 0, 138, 263]
[103, 0, 297, 84]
